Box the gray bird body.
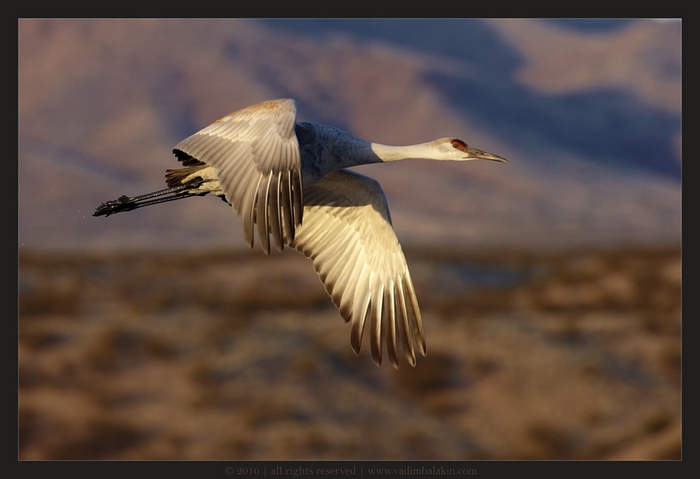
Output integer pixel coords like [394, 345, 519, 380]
[295, 122, 377, 186]
[94, 98, 507, 368]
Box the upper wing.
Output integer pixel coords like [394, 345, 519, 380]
[291, 169, 426, 368]
[172, 99, 303, 253]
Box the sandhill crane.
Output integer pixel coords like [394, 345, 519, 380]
[94, 99, 507, 368]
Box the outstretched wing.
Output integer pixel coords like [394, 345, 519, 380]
[173, 99, 303, 253]
[291, 169, 426, 368]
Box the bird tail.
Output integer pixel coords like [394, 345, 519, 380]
[165, 165, 208, 188]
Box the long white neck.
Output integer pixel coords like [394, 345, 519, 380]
[369, 142, 441, 162]
[297, 123, 449, 186]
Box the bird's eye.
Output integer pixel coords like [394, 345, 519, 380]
[451, 139, 468, 152]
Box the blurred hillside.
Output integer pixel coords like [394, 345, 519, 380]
[18, 18, 681, 252]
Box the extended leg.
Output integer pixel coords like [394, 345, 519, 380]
[93, 178, 204, 217]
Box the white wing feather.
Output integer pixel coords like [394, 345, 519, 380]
[291, 169, 426, 367]
[172, 99, 303, 253]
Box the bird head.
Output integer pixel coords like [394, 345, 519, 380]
[430, 138, 508, 163]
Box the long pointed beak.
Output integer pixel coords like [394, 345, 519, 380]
[467, 147, 508, 163]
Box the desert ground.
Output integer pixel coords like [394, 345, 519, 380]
[18, 246, 680, 460]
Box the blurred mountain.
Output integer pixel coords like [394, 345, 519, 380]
[18, 18, 681, 252]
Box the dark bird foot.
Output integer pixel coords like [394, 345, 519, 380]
[93, 196, 140, 216]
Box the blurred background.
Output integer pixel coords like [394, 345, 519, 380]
[18, 18, 681, 460]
